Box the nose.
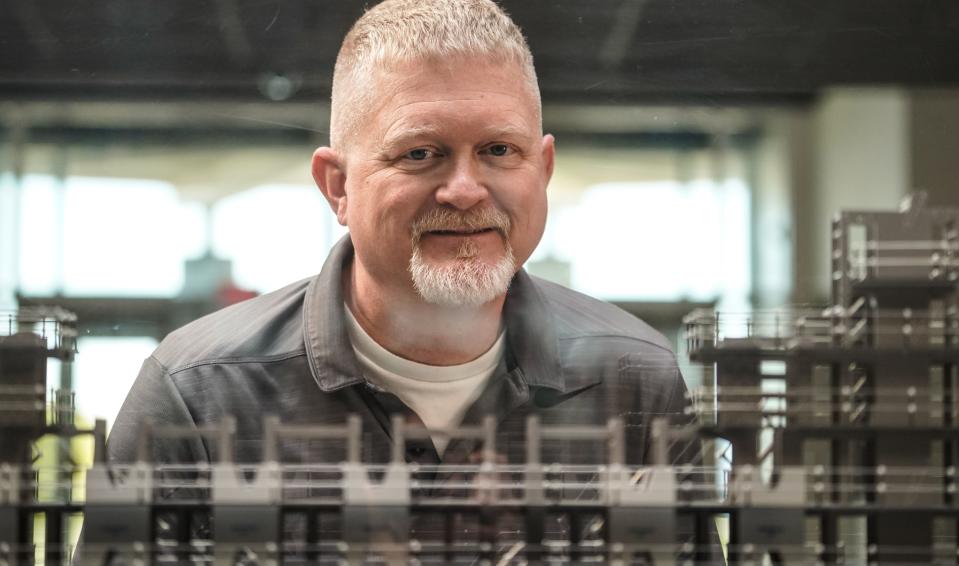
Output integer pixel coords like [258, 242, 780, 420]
[434, 155, 490, 210]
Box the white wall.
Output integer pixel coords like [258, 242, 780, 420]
[809, 88, 911, 298]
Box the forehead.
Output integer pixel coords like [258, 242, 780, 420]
[361, 56, 541, 141]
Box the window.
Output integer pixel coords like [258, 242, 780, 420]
[211, 184, 344, 293]
[539, 178, 751, 306]
[19, 175, 199, 297]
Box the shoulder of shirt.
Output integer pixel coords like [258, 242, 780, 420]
[153, 276, 312, 374]
[525, 274, 675, 356]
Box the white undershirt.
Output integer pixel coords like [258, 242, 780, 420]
[344, 305, 504, 454]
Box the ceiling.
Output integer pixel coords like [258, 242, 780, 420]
[2, 0, 958, 106]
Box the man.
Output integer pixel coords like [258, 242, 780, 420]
[109, 0, 704, 554]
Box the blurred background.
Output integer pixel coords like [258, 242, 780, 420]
[1, 0, 958, 431]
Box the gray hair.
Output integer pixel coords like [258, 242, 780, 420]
[330, 0, 541, 151]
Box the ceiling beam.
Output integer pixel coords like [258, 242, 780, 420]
[10, 0, 58, 58]
[599, 0, 650, 69]
[214, 0, 254, 68]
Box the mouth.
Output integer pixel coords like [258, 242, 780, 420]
[426, 227, 498, 236]
[410, 208, 511, 244]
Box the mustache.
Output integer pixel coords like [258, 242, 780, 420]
[409, 207, 511, 242]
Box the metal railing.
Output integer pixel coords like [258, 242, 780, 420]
[684, 307, 959, 354]
[1, 307, 78, 360]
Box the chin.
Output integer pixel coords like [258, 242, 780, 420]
[409, 247, 516, 308]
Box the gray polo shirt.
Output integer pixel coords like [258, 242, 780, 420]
[109, 236, 694, 468]
[99, 235, 716, 557]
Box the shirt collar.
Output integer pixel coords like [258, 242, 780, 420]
[302, 235, 566, 393]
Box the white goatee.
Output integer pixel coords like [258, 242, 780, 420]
[408, 208, 516, 307]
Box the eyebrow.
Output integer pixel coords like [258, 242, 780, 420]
[378, 125, 444, 153]
[377, 123, 532, 154]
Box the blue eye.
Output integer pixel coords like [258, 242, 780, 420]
[406, 148, 431, 160]
[488, 144, 510, 156]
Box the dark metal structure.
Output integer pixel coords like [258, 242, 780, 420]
[684, 193, 959, 563]
[0, 307, 78, 463]
[2, 0, 959, 105]
[0, 306, 88, 565]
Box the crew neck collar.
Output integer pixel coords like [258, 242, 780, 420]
[302, 235, 565, 392]
[343, 302, 505, 383]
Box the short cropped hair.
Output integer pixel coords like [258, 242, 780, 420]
[330, 0, 541, 151]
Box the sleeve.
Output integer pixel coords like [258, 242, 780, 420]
[619, 350, 696, 466]
[107, 355, 209, 465]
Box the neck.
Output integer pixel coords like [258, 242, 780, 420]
[345, 260, 506, 366]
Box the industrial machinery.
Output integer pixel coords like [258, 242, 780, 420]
[1, 195, 957, 564]
[681, 193, 959, 564]
[0, 306, 88, 563]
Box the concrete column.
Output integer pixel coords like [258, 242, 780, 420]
[800, 89, 912, 301]
[753, 112, 811, 307]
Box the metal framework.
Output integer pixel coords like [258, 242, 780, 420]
[1, 195, 957, 564]
[683, 193, 959, 564]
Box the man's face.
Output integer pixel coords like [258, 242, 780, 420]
[337, 56, 554, 306]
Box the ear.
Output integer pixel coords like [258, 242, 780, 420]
[540, 134, 556, 184]
[312, 147, 349, 225]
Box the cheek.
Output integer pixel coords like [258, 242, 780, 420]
[508, 183, 548, 253]
[350, 178, 399, 230]
[520, 177, 548, 225]
[528, 195, 548, 243]
[360, 189, 423, 250]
